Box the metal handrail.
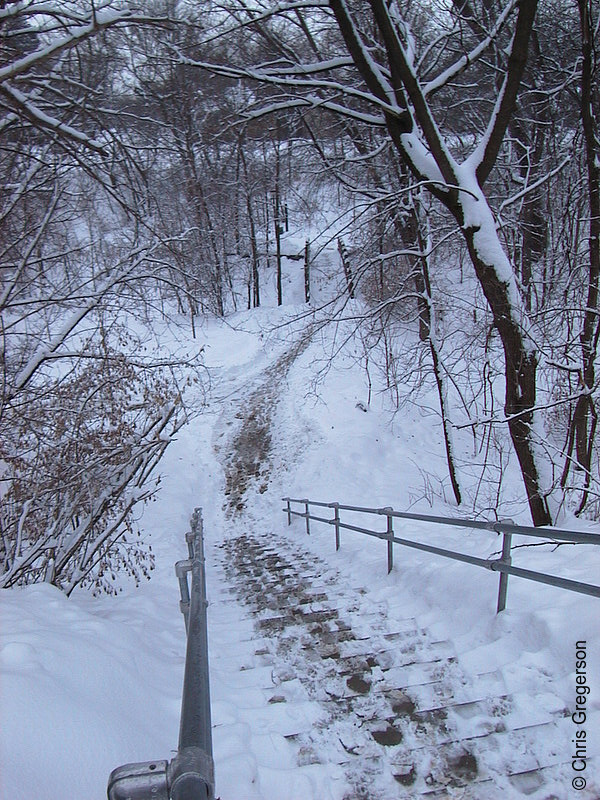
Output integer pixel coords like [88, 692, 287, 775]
[283, 496, 600, 613]
[107, 508, 215, 800]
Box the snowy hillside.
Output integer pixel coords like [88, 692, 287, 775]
[3, 2, 600, 798]
[1, 292, 598, 799]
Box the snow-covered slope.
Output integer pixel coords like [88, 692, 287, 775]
[1, 306, 598, 799]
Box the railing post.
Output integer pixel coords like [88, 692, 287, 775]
[185, 530, 195, 559]
[176, 508, 214, 799]
[384, 508, 394, 574]
[285, 497, 292, 526]
[175, 560, 192, 634]
[108, 507, 214, 800]
[333, 503, 340, 551]
[304, 499, 310, 535]
[496, 523, 513, 613]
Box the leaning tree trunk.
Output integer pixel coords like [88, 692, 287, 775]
[328, 0, 551, 524]
[461, 221, 552, 526]
[567, 0, 600, 515]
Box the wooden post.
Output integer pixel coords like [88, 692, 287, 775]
[304, 240, 310, 303]
[304, 499, 310, 535]
[273, 194, 283, 306]
[333, 503, 340, 551]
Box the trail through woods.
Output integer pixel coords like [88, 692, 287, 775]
[0, 311, 598, 799]
[206, 326, 579, 799]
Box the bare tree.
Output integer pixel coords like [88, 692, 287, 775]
[0, 2, 202, 593]
[184, 0, 557, 522]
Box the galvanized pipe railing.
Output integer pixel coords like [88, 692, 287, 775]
[107, 508, 215, 800]
[283, 497, 600, 613]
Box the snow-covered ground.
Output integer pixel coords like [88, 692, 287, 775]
[1, 289, 599, 798]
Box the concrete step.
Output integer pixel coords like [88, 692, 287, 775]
[317, 717, 569, 783]
[256, 608, 340, 633]
[406, 718, 568, 769]
[235, 698, 327, 737]
[217, 532, 575, 798]
[421, 759, 574, 798]
[380, 655, 458, 685]
[208, 637, 274, 659]
[439, 690, 567, 734]
[214, 662, 287, 690]
[417, 700, 562, 744]
[508, 760, 573, 796]
[400, 668, 508, 710]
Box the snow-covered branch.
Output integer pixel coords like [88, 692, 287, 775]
[423, 0, 518, 97]
[0, 7, 169, 83]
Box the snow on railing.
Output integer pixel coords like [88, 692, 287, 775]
[283, 497, 600, 613]
[107, 508, 214, 800]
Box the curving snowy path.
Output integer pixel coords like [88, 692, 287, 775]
[1, 308, 598, 799]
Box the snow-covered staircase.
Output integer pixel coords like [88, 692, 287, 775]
[208, 531, 572, 800]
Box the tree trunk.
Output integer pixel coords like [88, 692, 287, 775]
[337, 238, 355, 299]
[304, 239, 311, 303]
[461, 223, 551, 525]
[274, 138, 283, 306]
[329, 0, 549, 523]
[273, 195, 283, 306]
[240, 144, 260, 308]
[568, 0, 600, 514]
